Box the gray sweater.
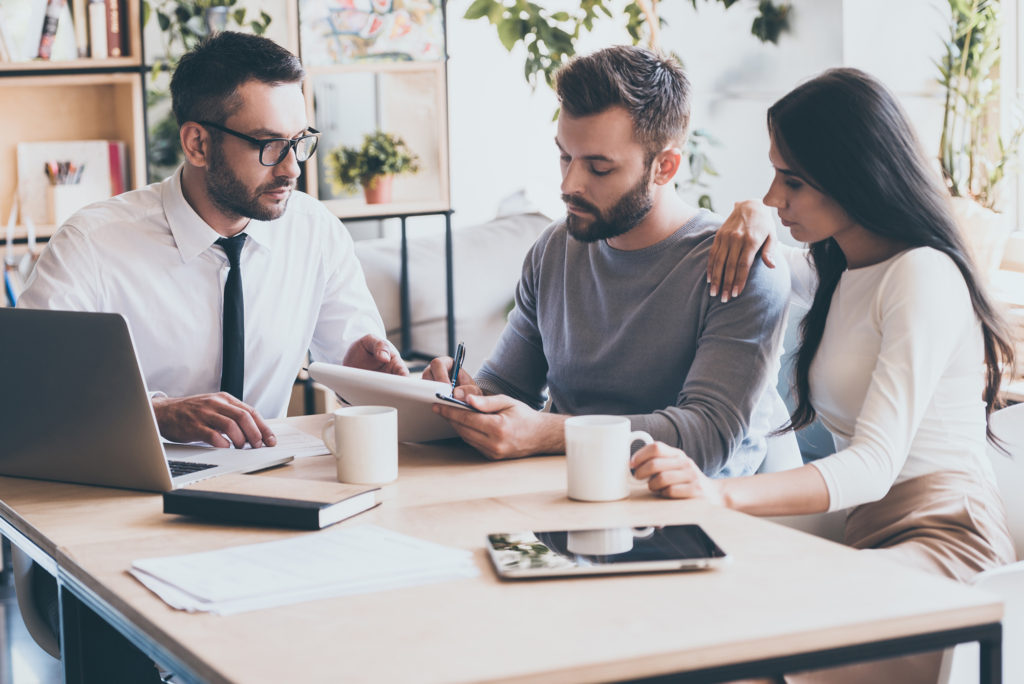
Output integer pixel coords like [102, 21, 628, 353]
[476, 211, 791, 476]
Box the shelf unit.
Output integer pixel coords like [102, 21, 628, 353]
[0, 1, 146, 244]
[291, 1, 455, 362]
[291, 1, 451, 219]
[300, 61, 451, 217]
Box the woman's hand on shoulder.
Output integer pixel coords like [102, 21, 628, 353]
[631, 442, 725, 505]
[707, 200, 777, 303]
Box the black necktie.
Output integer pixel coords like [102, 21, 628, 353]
[216, 233, 247, 400]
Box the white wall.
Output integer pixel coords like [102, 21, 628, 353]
[445, 0, 950, 228]
[158, 1, 953, 231]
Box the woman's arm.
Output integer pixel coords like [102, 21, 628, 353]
[631, 442, 831, 516]
[808, 249, 980, 511]
[654, 249, 980, 517]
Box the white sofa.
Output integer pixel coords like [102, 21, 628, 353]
[353, 210, 551, 373]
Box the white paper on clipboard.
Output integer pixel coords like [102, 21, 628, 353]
[308, 362, 474, 443]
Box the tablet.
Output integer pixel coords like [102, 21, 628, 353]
[308, 362, 476, 443]
[485, 524, 730, 579]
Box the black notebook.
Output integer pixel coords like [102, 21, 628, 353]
[163, 474, 381, 530]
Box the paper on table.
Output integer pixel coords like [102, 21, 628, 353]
[130, 525, 478, 615]
[265, 422, 330, 458]
[162, 422, 329, 459]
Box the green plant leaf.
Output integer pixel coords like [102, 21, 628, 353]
[497, 18, 524, 51]
[464, 0, 495, 21]
[751, 1, 791, 44]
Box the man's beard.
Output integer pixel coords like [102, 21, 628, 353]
[206, 143, 292, 222]
[563, 173, 654, 243]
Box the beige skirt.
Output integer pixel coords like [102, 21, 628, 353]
[845, 469, 1016, 582]
[786, 470, 1015, 684]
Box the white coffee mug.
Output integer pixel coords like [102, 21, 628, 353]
[564, 415, 653, 502]
[321, 406, 398, 484]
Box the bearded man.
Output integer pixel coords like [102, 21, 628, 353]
[20, 31, 406, 449]
[424, 45, 792, 475]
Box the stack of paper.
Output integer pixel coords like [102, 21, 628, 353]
[162, 422, 330, 460]
[130, 525, 478, 615]
[265, 423, 331, 458]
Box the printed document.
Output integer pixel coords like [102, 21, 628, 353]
[130, 525, 478, 615]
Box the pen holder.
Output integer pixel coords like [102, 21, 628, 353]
[46, 183, 93, 226]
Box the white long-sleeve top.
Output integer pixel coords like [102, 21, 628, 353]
[18, 169, 385, 419]
[778, 245, 996, 511]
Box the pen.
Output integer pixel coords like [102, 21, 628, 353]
[449, 341, 466, 394]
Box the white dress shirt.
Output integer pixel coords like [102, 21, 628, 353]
[780, 246, 996, 511]
[19, 169, 385, 419]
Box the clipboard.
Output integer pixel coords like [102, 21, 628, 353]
[308, 362, 477, 443]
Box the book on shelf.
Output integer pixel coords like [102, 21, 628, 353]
[70, 0, 88, 57]
[36, 0, 65, 60]
[0, 0, 76, 62]
[163, 474, 381, 530]
[104, 0, 124, 58]
[108, 142, 127, 195]
[0, 24, 10, 62]
[16, 140, 128, 226]
[87, 0, 106, 58]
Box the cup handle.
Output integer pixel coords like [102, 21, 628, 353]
[321, 418, 336, 454]
[632, 526, 657, 540]
[628, 430, 654, 484]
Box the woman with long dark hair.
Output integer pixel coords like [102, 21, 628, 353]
[632, 67, 1016, 589]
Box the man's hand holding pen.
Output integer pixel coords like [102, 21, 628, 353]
[422, 342, 481, 396]
[425, 343, 566, 460]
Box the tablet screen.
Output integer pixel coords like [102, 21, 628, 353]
[486, 524, 729, 578]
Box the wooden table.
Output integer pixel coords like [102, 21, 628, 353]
[0, 416, 1005, 683]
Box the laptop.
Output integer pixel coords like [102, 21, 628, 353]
[0, 308, 295, 492]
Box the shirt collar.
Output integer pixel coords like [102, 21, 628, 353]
[163, 167, 273, 262]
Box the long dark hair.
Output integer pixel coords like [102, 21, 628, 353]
[769, 68, 1015, 440]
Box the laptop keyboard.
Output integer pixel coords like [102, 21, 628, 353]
[168, 460, 217, 477]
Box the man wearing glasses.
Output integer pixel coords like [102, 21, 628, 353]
[20, 31, 406, 453]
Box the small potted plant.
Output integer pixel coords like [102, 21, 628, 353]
[326, 131, 420, 204]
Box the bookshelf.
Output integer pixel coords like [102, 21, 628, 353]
[0, 0, 145, 244]
[2, 2, 453, 236]
[291, 1, 454, 363]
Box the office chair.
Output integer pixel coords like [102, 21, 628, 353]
[936, 402, 1024, 684]
[11, 547, 60, 658]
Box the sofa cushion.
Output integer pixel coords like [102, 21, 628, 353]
[353, 211, 550, 371]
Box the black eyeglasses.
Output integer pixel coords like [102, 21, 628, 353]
[197, 121, 320, 166]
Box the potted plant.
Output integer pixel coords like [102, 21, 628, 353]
[326, 131, 421, 204]
[937, 0, 1021, 275]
